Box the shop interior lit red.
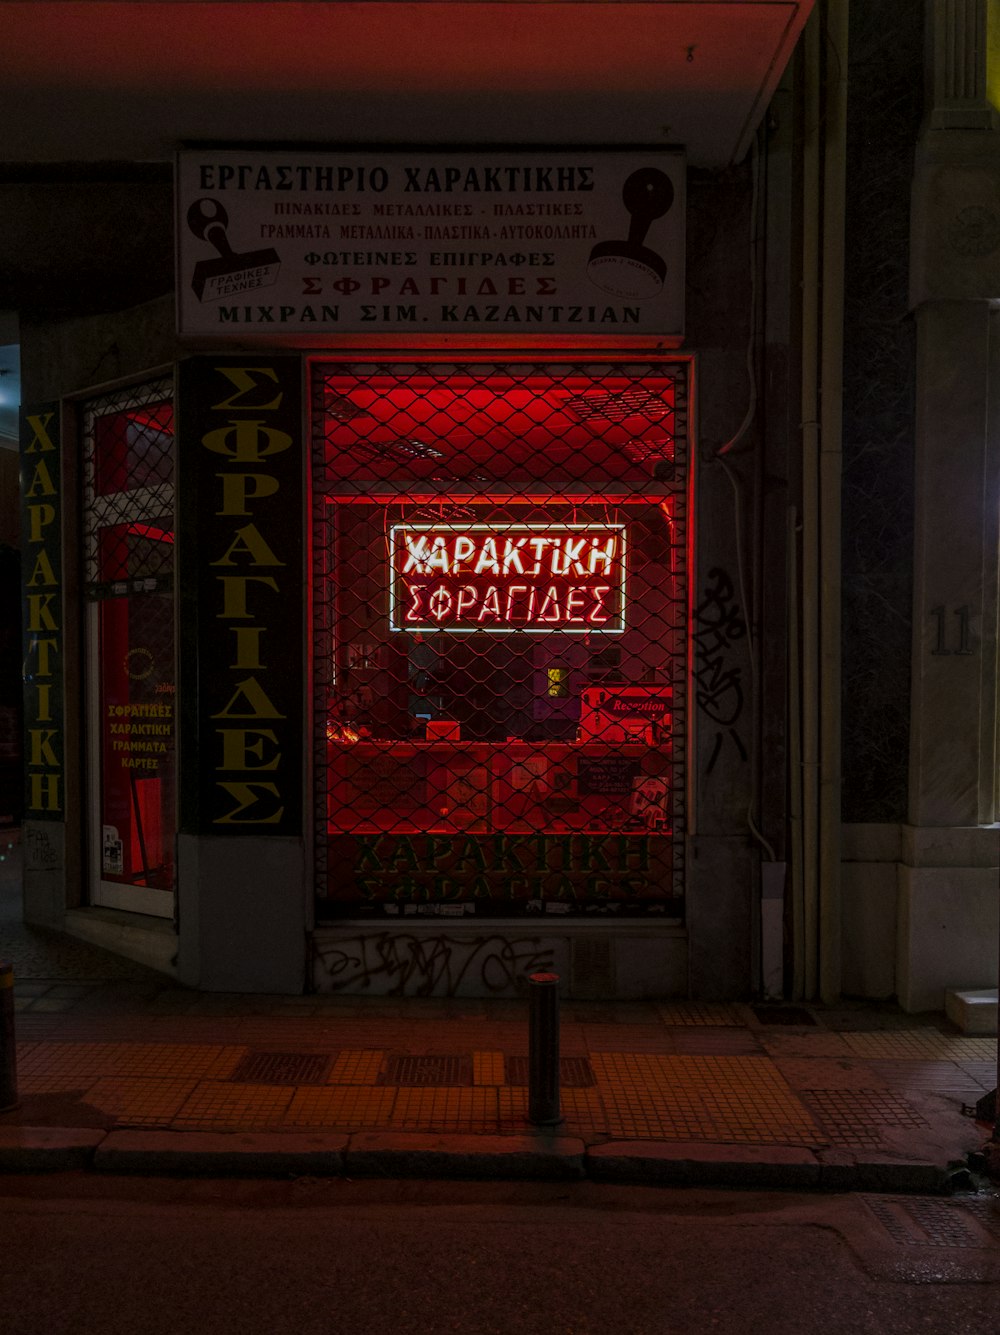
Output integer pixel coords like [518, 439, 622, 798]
[312, 359, 689, 919]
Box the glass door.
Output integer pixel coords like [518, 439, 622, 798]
[83, 385, 175, 917]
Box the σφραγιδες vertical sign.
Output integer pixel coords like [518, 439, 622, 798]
[177, 357, 304, 834]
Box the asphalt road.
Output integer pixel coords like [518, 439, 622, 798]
[1, 1176, 997, 1335]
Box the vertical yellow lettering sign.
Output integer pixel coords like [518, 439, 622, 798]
[20, 406, 63, 817]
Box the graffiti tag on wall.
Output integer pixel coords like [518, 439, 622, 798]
[314, 932, 555, 997]
[692, 567, 747, 773]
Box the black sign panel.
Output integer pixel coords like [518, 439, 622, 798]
[177, 358, 304, 834]
[324, 832, 677, 909]
[20, 404, 64, 819]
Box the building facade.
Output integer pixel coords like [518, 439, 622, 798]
[8, 0, 1000, 1008]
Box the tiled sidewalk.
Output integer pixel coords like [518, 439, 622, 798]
[3, 976, 996, 1183]
[2, 840, 997, 1185]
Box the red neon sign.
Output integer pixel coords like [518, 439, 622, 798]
[389, 523, 626, 633]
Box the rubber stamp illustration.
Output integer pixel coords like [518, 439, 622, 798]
[588, 168, 675, 299]
[186, 198, 281, 301]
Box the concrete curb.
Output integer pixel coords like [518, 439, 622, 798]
[586, 1141, 822, 1189]
[93, 1129, 349, 1177]
[825, 1154, 955, 1194]
[344, 1131, 587, 1180]
[0, 1125, 963, 1191]
[0, 1126, 106, 1173]
[585, 1143, 956, 1192]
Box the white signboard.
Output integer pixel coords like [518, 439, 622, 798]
[175, 149, 685, 339]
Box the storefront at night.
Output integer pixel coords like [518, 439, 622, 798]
[308, 355, 688, 994]
[18, 1, 998, 1012]
[23, 147, 697, 997]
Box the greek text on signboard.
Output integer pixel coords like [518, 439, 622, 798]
[175, 150, 685, 339]
[389, 523, 626, 633]
[324, 832, 678, 908]
[21, 405, 64, 817]
[177, 359, 304, 834]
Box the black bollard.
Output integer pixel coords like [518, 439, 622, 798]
[528, 971, 562, 1126]
[0, 962, 18, 1113]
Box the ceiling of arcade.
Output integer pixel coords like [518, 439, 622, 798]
[1, 0, 813, 317]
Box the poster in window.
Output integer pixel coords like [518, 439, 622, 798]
[578, 684, 672, 743]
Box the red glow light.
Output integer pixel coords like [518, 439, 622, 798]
[126, 524, 174, 544]
[322, 372, 675, 487]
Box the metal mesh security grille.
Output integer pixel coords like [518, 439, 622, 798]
[82, 382, 175, 598]
[312, 360, 688, 920]
[82, 379, 176, 894]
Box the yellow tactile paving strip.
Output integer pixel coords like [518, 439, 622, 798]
[839, 1030, 996, 1061]
[392, 1087, 497, 1131]
[590, 1053, 826, 1144]
[17, 1042, 244, 1086]
[327, 1049, 384, 1085]
[171, 1081, 296, 1130]
[473, 1050, 505, 1086]
[8, 1037, 981, 1143]
[86, 1077, 200, 1125]
[286, 1085, 396, 1127]
[17, 1043, 127, 1085]
[498, 1086, 606, 1130]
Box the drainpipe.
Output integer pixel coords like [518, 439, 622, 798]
[798, 8, 822, 1000]
[818, 0, 848, 1004]
[797, 0, 847, 1003]
[788, 503, 806, 997]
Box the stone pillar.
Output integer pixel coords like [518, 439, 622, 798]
[900, 0, 1000, 1010]
[927, 0, 998, 130]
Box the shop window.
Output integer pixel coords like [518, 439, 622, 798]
[312, 361, 688, 920]
[82, 382, 176, 916]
